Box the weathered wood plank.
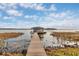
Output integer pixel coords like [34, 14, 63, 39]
[27, 33, 46, 56]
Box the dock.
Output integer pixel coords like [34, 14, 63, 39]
[27, 33, 47, 56]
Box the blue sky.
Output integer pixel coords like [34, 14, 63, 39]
[0, 3, 79, 29]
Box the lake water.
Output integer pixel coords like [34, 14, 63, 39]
[0, 30, 32, 52]
[0, 29, 79, 50]
[43, 30, 79, 48]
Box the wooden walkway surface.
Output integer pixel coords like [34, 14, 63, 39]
[26, 33, 47, 56]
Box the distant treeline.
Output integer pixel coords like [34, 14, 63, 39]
[0, 28, 57, 30]
[0, 28, 31, 30]
[44, 28, 57, 30]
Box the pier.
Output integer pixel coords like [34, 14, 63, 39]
[27, 33, 46, 56]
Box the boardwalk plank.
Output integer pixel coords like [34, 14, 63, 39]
[27, 33, 46, 56]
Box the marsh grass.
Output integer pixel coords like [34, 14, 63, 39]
[46, 48, 79, 56]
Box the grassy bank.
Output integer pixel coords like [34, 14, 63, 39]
[0, 32, 24, 39]
[45, 48, 79, 56]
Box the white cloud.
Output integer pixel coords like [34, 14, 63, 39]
[24, 15, 38, 19]
[0, 15, 79, 29]
[0, 22, 13, 28]
[20, 3, 33, 8]
[39, 18, 79, 29]
[20, 3, 45, 11]
[24, 15, 30, 18]
[3, 16, 13, 19]
[0, 4, 17, 10]
[34, 4, 45, 11]
[6, 9, 23, 16]
[0, 13, 2, 17]
[24, 15, 39, 22]
[0, 4, 23, 17]
[49, 12, 66, 19]
[0, 5, 5, 10]
[0, 22, 26, 28]
[20, 3, 56, 11]
[38, 10, 79, 29]
[49, 10, 72, 18]
[48, 4, 57, 11]
[0, 20, 37, 28]
[15, 21, 37, 28]
[0, 3, 78, 29]
[61, 19, 79, 27]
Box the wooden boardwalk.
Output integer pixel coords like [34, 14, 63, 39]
[27, 33, 47, 56]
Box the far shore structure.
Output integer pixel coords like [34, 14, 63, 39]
[31, 27, 46, 40]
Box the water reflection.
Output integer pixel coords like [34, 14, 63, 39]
[42, 31, 54, 48]
[0, 30, 31, 55]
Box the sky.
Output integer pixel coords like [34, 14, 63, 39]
[0, 3, 79, 29]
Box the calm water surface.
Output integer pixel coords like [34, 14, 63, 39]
[0, 29, 79, 49]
